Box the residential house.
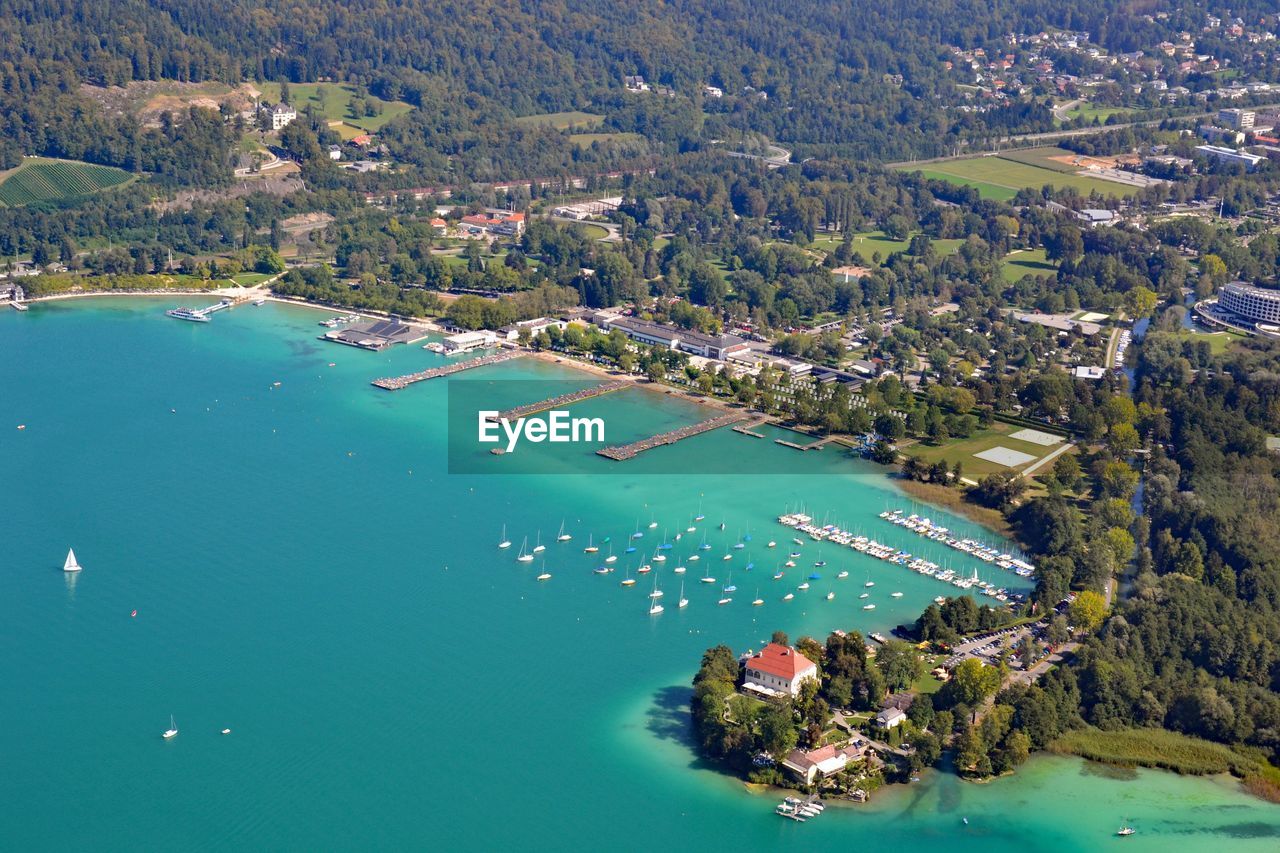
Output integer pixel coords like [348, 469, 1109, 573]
[873, 708, 907, 729]
[780, 740, 871, 785]
[460, 211, 526, 237]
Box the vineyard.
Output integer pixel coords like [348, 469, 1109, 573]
[0, 159, 134, 206]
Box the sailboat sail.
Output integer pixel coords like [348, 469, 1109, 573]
[63, 548, 81, 573]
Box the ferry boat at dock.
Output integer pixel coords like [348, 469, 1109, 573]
[165, 306, 211, 323]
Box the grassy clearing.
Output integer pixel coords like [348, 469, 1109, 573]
[1177, 327, 1238, 355]
[0, 158, 134, 207]
[892, 477, 1015, 539]
[568, 131, 643, 148]
[1064, 102, 1130, 124]
[574, 223, 610, 240]
[1002, 248, 1058, 283]
[514, 111, 604, 131]
[901, 155, 1138, 200]
[256, 82, 413, 132]
[1050, 727, 1276, 785]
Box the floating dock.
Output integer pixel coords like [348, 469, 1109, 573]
[495, 380, 629, 420]
[371, 351, 524, 390]
[775, 434, 839, 451]
[596, 412, 748, 460]
[732, 419, 770, 438]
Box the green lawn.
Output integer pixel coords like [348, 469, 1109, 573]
[1062, 102, 1130, 124]
[514, 111, 604, 131]
[904, 422, 1062, 478]
[1177, 328, 1239, 355]
[914, 169, 1018, 201]
[575, 223, 610, 240]
[846, 230, 963, 264]
[1001, 248, 1058, 283]
[900, 154, 1139, 201]
[256, 82, 413, 132]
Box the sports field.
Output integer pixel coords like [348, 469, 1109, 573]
[0, 158, 134, 207]
[901, 153, 1139, 200]
[904, 422, 1068, 478]
[1001, 248, 1058, 283]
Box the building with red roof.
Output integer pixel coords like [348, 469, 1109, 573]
[741, 643, 818, 697]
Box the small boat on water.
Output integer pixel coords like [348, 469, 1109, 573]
[860, 593, 869, 599]
[221, 728, 232, 734]
[688, 554, 700, 561]
[678, 582, 688, 609]
[1116, 825, 1135, 837]
[722, 553, 732, 561]
[62, 548, 82, 573]
[498, 525, 511, 549]
[767, 541, 776, 548]
[517, 537, 534, 563]
[792, 537, 803, 546]
[653, 553, 667, 563]
[637, 564, 652, 574]
[605, 544, 617, 564]
[162, 715, 178, 739]
[798, 582, 810, 591]
[837, 571, 849, 579]
[594, 566, 611, 575]
[826, 591, 835, 601]
[583, 535, 598, 554]
[673, 565, 686, 574]
[533, 533, 545, 554]
[865, 581, 875, 588]
[718, 596, 732, 605]
[621, 569, 636, 587]
[891, 591, 904, 598]
[700, 576, 716, 584]
[649, 601, 664, 615]
[863, 604, 876, 610]
[785, 560, 796, 568]
[783, 592, 794, 601]
[752, 590, 764, 606]
[556, 521, 572, 542]
[773, 571, 784, 580]
[536, 572, 552, 581]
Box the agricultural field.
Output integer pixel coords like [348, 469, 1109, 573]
[1062, 101, 1130, 124]
[0, 158, 134, 207]
[515, 111, 604, 131]
[1001, 248, 1058, 283]
[256, 82, 413, 132]
[900, 154, 1139, 201]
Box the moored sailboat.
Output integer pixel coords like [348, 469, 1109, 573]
[62, 548, 82, 573]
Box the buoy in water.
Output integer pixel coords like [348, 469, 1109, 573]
[130, 609, 137, 618]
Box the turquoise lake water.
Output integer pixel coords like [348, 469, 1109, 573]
[2, 297, 1277, 851]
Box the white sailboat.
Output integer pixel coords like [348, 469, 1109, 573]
[62, 548, 82, 573]
[532, 532, 545, 553]
[517, 537, 534, 563]
[583, 534, 598, 554]
[498, 525, 511, 549]
[604, 543, 617, 564]
[557, 521, 572, 542]
[162, 715, 178, 739]
[678, 582, 688, 609]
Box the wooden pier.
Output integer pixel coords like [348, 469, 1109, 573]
[495, 380, 629, 420]
[372, 351, 524, 390]
[732, 418, 770, 439]
[596, 412, 748, 460]
[774, 434, 839, 451]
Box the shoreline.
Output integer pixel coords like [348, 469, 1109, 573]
[892, 475, 1015, 541]
[524, 349, 745, 415]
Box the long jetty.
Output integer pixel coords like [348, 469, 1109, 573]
[596, 412, 748, 460]
[371, 351, 524, 390]
[496, 380, 629, 420]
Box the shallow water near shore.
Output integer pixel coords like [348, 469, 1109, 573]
[2, 297, 1277, 851]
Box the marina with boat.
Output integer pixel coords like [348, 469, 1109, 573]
[776, 511, 1028, 606]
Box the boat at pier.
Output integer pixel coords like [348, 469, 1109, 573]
[166, 307, 210, 323]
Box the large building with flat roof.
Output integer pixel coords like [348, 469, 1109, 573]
[1217, 281, 1280, 325]
[595, 315, 750, 360]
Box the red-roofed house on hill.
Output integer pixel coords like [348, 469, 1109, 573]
[741, 643, 818, 698]
[460, 211, 526, 237]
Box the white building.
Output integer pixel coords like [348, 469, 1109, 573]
[1218, 281, 1280, 324]
[498, 317, 567, 341]
[1195, 144, 1264, 171]
[780, 741, 870, 784]
[873, 708, 907, 729]
[1219, 108, 1256, 129]
[741, 643, 818, 698]
[263, 102, 297, 131]
[442, 331, 499, 353]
